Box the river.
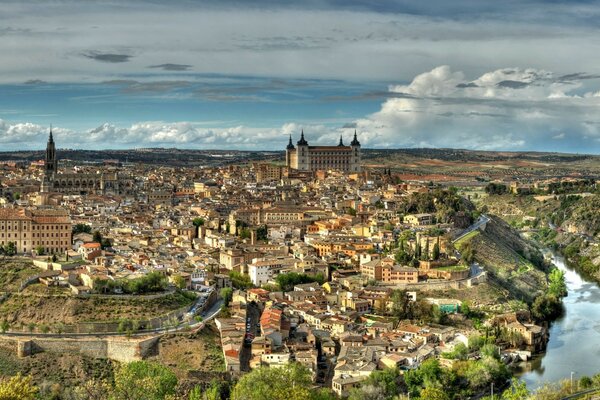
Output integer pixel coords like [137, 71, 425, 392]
[516, 253, 600, 389]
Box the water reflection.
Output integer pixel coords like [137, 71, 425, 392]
[516, 254, 600, 389]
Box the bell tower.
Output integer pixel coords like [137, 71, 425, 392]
[45, 127, 57, 178]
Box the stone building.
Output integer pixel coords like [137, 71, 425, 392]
[40, 129, 133, 196]
[285, 130, 361, 172]
[0, 207, 71, 254]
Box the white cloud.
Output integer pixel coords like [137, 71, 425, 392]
[354, 66, 600, 152]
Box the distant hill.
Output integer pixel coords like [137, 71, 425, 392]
[1, 147, 597, 167]
[0, 148, 280, 166]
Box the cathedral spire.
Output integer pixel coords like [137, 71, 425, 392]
[338, 134, 344, 146]
[48, 125, 54, 143]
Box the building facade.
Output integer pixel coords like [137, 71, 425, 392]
[41, 130, 133, 196]
[286, 130, 361, 173]
[0, 208, 71, 254]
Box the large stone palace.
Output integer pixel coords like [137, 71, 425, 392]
[0, 207, 71, 254]
[285, 130, 361, 173]
[40, 130, 133, 196]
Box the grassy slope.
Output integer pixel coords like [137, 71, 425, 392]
[462, 215, 548, 304]
[0, 290, 194, 327]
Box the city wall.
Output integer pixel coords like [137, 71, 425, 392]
[8, 335, 160, 363]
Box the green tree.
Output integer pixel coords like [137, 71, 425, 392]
[361, 367, 400, 399]
[172, 274, 186, 290]
[35, 246, 45, 256]
[229, 271, 253, 290]
[72, 223, 92, 234]
[420, 387, 450, 400]
[0, 320, 10, 333]
[548, 268, 567, 297]
[0, 374, 38, 400]
[111, 361, 178, 400]
[501, 378, 529, 400]
[220, 287, 233, 306]
[5, 242, 16, 256]
[92, 230, 103, 244]
[348, 385, 386, 400]
[192, 217, 205, 227]
[231, 363, 312, 400]
[432, 238, 440, 260]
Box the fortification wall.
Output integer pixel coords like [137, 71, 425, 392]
[5, 334, 160, 363]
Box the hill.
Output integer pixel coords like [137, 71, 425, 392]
[456, 215, 549, 305]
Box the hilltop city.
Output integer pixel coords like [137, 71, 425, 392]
[0, 129, 599, 399]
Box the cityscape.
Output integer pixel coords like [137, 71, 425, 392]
[1, 1, 600, 400]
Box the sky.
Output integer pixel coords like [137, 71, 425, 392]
[1, 0, 600, 153]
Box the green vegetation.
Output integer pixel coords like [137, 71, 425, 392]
[112, 360, 177, 400]
[404, 354, 510, 398]
[95, 271, 168, 294]
[231, 363, 332, 400]
[0, 242, 16, 256]
[389, 290, 445, 324]
[348, 367, 401, 400]
[0, 373, 37, 400]
[0, 259, 40, 292]
[275, 272, 325, 291]
[400, 189, 475, 224]
[229, 271, 253, 289]
[72, 223, 92, 235]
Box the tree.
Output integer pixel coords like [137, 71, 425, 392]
[4, 242, 16, 256]
[256, 225, 268, 241]
[548, 268, 567, 298]
[501, 378, 529, 400]
[0, 374, 37, 400]
[432, 238, 440, 260]
[348, 385, 386, 400]
[189, 380, 222, 400]
[231, 363, 313, 400]
[172, 274, 186, 290]
[112, 361, 178, 400]
[220, 287, 233, 306]
[92, 230, 103, 244]
[229, 271, 253, 290]
[0, 320, 10, 333]
[35, 246, 45, 256]
[420, 387, 450, 400]
[72, 223, 92, 234]
[361, 368, 401, 399]
[192, 217, 205, 227]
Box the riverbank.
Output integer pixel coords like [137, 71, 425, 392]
[515, 252, 600, 390]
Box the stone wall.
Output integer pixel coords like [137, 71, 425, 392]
[8, 335, 160, 363]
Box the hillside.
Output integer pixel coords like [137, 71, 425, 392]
[481, 193, 600, 282]
[456, 215, 548, 304]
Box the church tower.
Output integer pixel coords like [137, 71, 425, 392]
[45, 127, 57, 178]
[350, 130, 361, 172]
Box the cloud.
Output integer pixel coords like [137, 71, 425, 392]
[148, 63, 193, 71]
[83, 52, 132, 63]
[23, 79, 47, 84]
[354, 66, 600, 152]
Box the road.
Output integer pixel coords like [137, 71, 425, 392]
[0, 296, 223, 338]
[452, 214, 490, 244]
[239, 301, 261, 372]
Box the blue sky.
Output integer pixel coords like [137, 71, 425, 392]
[1, 0, 600, 153]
